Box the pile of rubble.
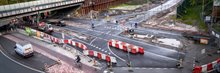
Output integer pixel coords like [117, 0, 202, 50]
[141, 8, 199, 33]
[122, 32, 183, 48]
[47, 61, 84, 73]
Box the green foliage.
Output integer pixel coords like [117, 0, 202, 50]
[190, 0, 196, 6]
[177, 4, 207, 31]
[176, 0, 214, 31]
[213, 24, 220, 32]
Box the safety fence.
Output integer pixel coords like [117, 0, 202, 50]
[83, 50, 117, 63]
[108, 39, 144, 54]
[193, 58, 220, 73]
[0, 0, 84, 18]
[24, 27, 117, 63]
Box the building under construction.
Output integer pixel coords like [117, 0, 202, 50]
[77, 0, 128, 16]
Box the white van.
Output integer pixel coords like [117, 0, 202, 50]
[14, 41, 34, 57]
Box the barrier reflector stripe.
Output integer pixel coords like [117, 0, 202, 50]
[212, 61, 217, 69]
[201, 65, 207, 72]
[64, 39, 68, 44]
[102, 54, 106, 60]
[131, 48, 136, 54]
[108, 39, 144, 54]
[115, 44, 119, 49]
[89, 50, 94, 56]
[193, 66, 202, 73]
[139, 47, 144, 54]
[97, 52, 102, 59]
[206, 63, 213, 71]
[106, 56, 111, 62]
[71, 41, 75, 46]
[75, 42, 79, 48]
[83, 50, 89, 55]
[123, 45, 127, 51]
[108, 40, 112, 46]
[217, 58, 220, 63]
[110, 57, 117, 63]
[94, 51, 97, 57]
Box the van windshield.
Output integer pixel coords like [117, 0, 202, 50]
[24, 48, 31, 53]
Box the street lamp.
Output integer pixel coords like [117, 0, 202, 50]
[127, 46, 133, 72]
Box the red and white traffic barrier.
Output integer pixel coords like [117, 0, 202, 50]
[83, 50, 117, 63]
[108, 39, 144, 54]
[193, 58, 220, 73]
[28, 28, 117, 63]
[62, 39, 88, 50]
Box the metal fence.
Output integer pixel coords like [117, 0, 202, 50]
[0, 0, 84, 18]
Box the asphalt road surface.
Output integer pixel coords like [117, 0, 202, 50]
[50, 24, 185, 68]
[0, 36, 56, 71]
[0, 50, 39, 73]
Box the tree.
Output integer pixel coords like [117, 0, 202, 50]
[190, 0, 196, 6]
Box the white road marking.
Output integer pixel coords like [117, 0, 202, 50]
[107, 43, 126, 62]
[106, 31, 111, 34]
[90, 37, 97, 44]
[0, 48, 44, 73]
[144, 50, 178, 61]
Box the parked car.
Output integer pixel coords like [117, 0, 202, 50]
[46, 19, 66, 27]
[14, 41, 34, 57]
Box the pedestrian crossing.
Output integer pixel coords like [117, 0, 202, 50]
[103, 26, 128, 31]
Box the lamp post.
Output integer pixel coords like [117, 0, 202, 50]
[127, 46, 133, 72]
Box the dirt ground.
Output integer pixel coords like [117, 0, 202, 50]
[141, 8, 199, 33]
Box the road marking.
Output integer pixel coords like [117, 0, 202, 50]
[106, 31, 111, 34]
[107, 43, 126, 62]
[0, 48, 44, 73]
[90, 37, 97, 44]
[143, 50, 178, 61]
[109, 33, 181, 54]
